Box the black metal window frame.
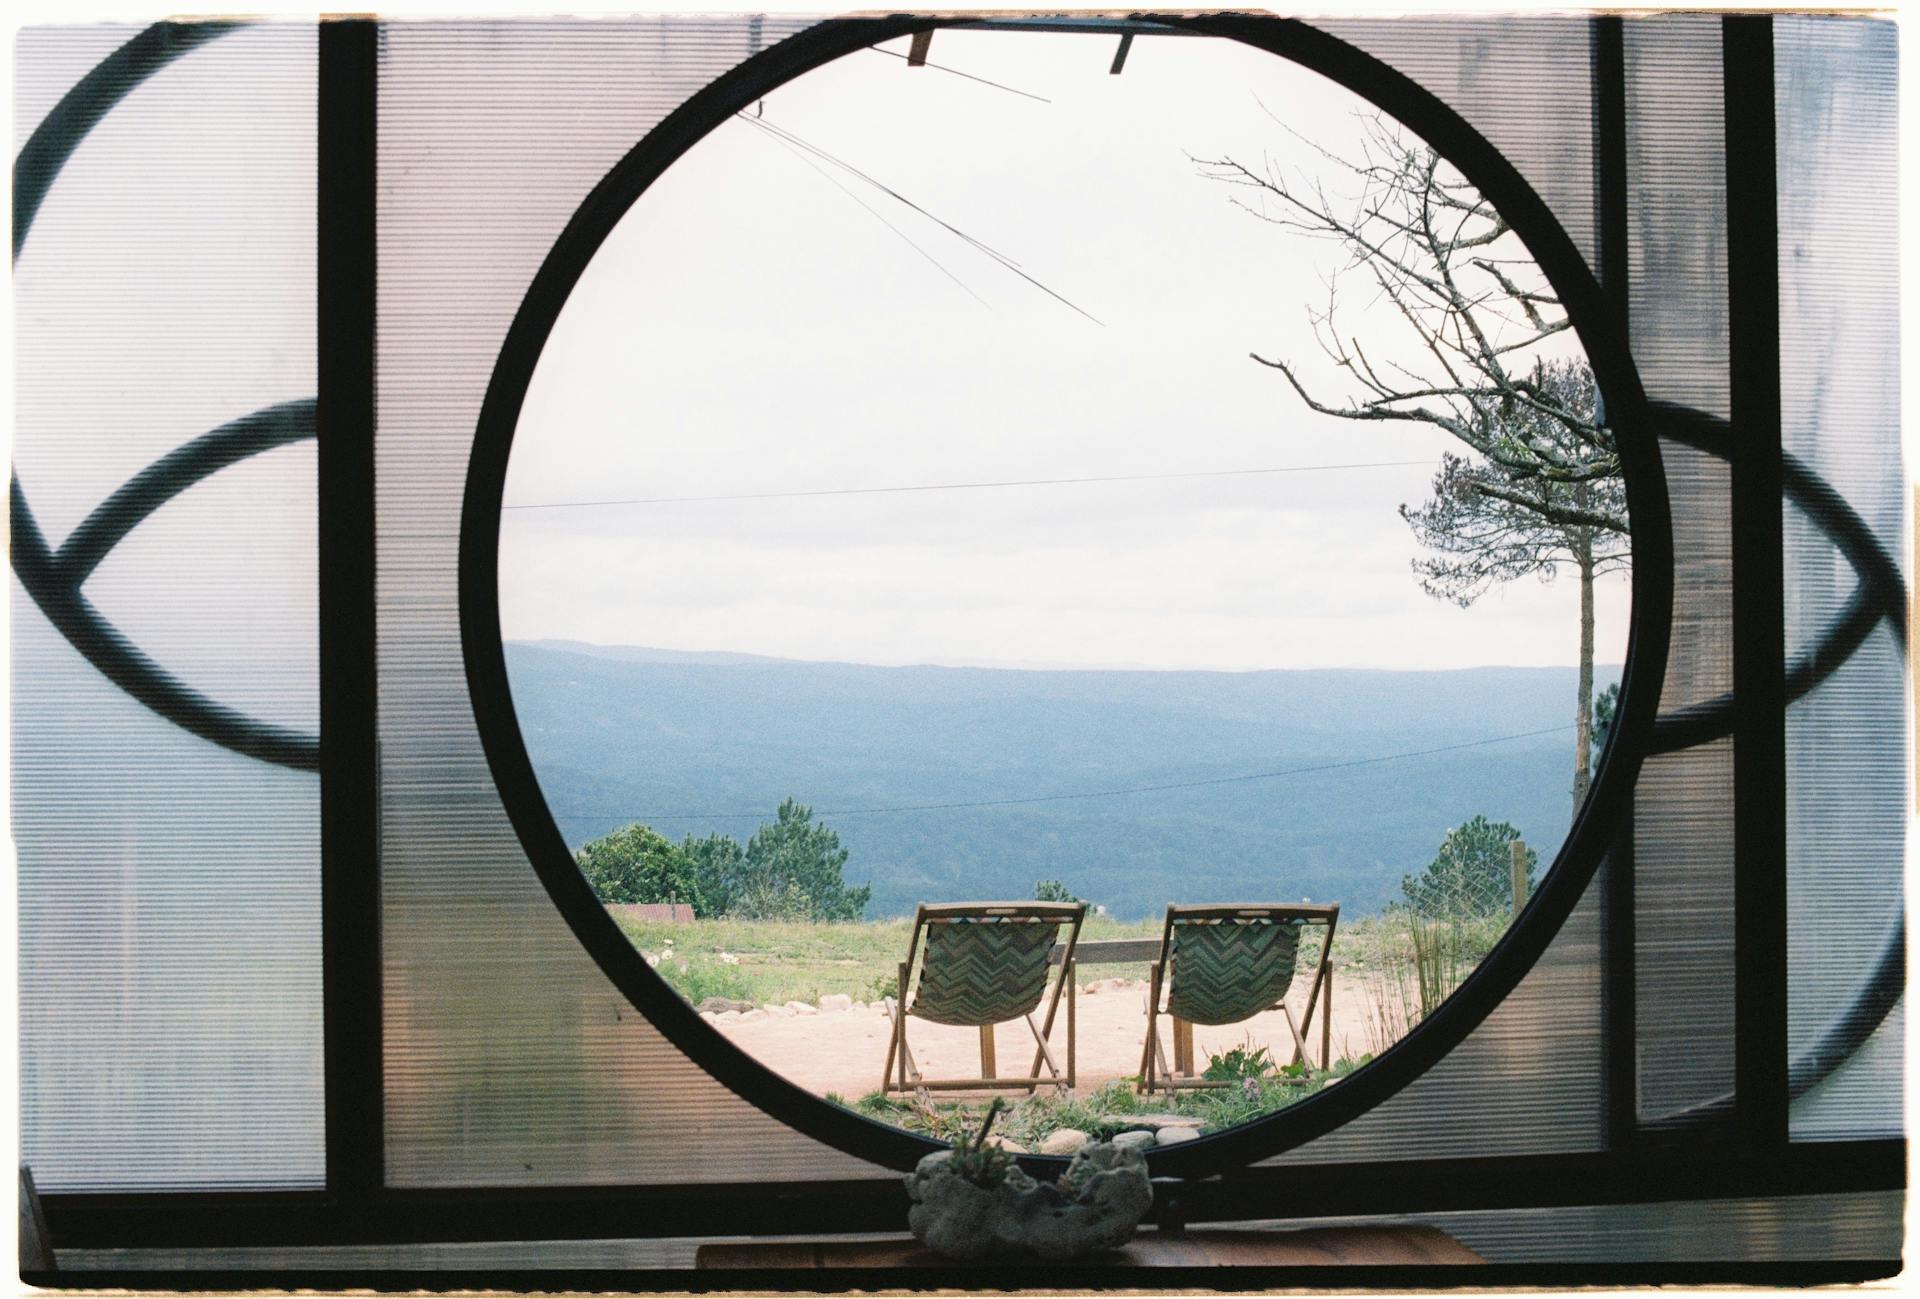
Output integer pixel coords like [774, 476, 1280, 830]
[14, 11, 1904, 1288]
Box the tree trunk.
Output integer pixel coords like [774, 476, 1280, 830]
[1571, 494, 1596, 810]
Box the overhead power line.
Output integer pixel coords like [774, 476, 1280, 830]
[739, 114, 989, 309]
[865, 43, 1052, 103]
[743, 112, 1103, 325]
[556, 722, 1577, 823]
[502, 458, 1438, 512]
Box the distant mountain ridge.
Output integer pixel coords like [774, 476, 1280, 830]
[506, 641, 1617, 921]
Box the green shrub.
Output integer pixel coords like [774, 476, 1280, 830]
[1201, 1039, 1274, 1082]
[1401, 815, 1536, 920]
[575, 823, 705, 910]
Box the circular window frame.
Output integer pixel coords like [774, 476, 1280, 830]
[460, 12, 1673, 1180]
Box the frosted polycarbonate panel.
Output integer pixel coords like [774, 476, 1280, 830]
[1622, 15, 1737, 1126]
[375, 16, 880, 1186]
[1776, 15, 1904, 1140]
[1264, 874, 1604, 1165]
[1320, 17, 1597, 271]
[1633, 741, 1735, 1122]
[13, 22, 323, 1190]
[1624, 14, 1729, 424]
[1426, 1190, 1902, 1263]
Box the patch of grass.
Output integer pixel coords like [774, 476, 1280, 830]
[1200, 1037, 1275, 1082]
[845, 1060, 1373, 1149]
[612, 913, 1163, 1009]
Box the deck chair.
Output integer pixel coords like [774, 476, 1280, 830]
[882, 901, 1086, 1101]
[1138, 902, 1339, 1094]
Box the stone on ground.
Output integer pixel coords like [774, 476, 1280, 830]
[696, 996, 755, 1015]
[1037, 1128, 1090, 1156]
[1110, 1130, 1155, 1151]
[1093, 1112, 1192, 1130]
[1156, 1126, 1202, 1145]
[785, 1000, 818, 1015]
[818, 994, 853, 1012]
[982, 1134, 1028, 1153]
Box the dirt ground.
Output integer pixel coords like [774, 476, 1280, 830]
[706, 969, 1385, 1099]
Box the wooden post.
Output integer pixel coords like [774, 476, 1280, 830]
[895, 961, 910, 1090]
[1066, 961, 1076, 1092]
[1510, 838, 1530, 914]
[1321, 956, 1333, 1069]
[1173, 1017, 1194, 1077]
[978, 1025, 997, 1079]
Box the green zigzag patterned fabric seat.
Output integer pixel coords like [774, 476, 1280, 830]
[910, 919, 1059, 1026]
[1166, 919, 1304, 1026]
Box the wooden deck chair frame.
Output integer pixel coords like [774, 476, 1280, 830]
[881, 901, 1085, 1102]
[1138, 902, 1339, 1095]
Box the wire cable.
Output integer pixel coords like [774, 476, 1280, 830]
[557, 722, 1577, 822]
[747, 113, 1026, 271]
[747, 113, 1103, 325]
[502, 457, 1439, 511]
[739, 114, 990, 309]
[865, 43, 1052, 104]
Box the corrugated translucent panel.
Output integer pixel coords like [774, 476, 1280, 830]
[1776, 16, 1904, 1140]
[1318, 18, 1597, 271]
[374, 17, 880, 1186]
[1265, 873, 1604, 1164]
[1426, 1189, 1903, 1263]
[1632, 741, 1735, 1122]
[60, 1239, 700, 1271]
[1622, 15, 1737, 1126]
[13, 23, 324, 1190]
[1624, 14, 1730, 422]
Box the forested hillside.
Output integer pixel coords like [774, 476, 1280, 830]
[507, 640, 1614, 919]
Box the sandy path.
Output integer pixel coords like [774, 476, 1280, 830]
[709, 969, 1383, 1100]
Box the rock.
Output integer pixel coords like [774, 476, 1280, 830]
[1092, 1113, 1191, 1130]
[1038, 1128, 1090, 1156]
[852, 1000, 868, 1012]
[819, 994, 854, 1012]
[785, 1000, 818, 1016]
[1156, 1127, 1202, 1146]
[737, 1008, 766, 1022]
[696, 996, 755, 1015]
[714, 1010, 742, 1022]
[761, 1003, 791, 1017]
[981, 1134, 1028, 1154]
[905, 1140, 1152, 1261]
[1110, 1130, 1156, 1152]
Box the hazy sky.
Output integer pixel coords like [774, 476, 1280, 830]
[500, 27, 1630, 673]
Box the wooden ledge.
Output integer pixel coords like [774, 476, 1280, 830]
[696, 1223, 1482, 1268]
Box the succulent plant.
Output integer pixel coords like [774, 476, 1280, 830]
[945, 1098, 1015, 1188]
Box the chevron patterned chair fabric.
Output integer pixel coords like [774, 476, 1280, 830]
[912, 920, 1058, 1026]
[1140, 902, 1339, 1095]
[1166, 918, 1304, 1026]
[882, 901, 1086, 1100]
